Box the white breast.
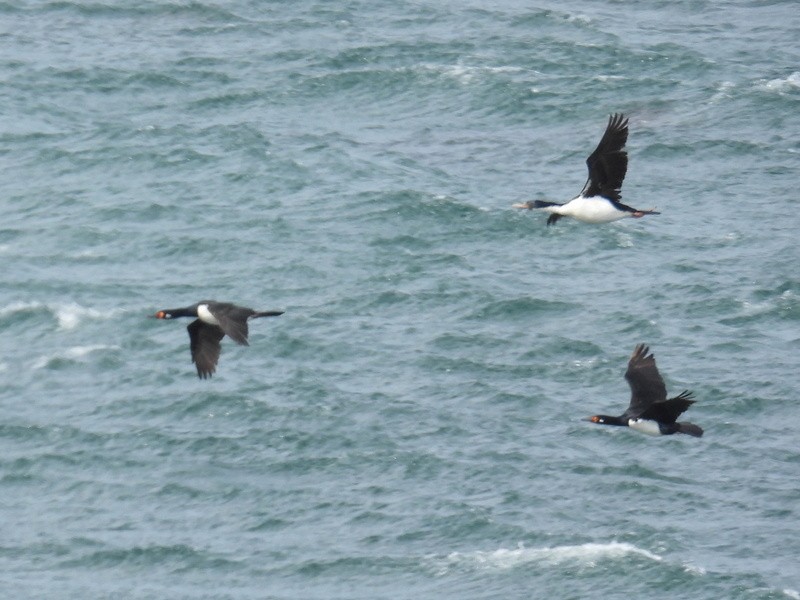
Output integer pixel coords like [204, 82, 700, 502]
[561, 196, 630, 223]
[628, 418, 662, 436]
[196, 304, 220, 325]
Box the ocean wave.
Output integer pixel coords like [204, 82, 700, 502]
[0, 300, 122, 330]
[466, 296, 578, 321]
[755, 71, 800, 94]
[32, 344, 119, 370]
[707, 80, 736, 104]
[432, 541, 662, 574]
[12, 1, 244, 22]
[57, 542, 241, 572]
[53, 303, 119, 330]
[719, 288, 800, 326]
[415, 63, 529, 85]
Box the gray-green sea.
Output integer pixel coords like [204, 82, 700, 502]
[2, 1, 799, 598]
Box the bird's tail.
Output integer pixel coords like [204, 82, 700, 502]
[252, 310, 285, 319]
[676, 422, 703, 437]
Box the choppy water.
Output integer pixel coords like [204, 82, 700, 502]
[2, 1, 800, 598]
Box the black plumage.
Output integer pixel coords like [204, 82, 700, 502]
[154, 301, 283, 379]
[513, 113, 660, 225]
[581, 112, 629, 203]
[584, 344, 704, 437]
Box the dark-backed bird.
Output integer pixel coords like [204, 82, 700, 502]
[513, 113, 659, 225]
[583, 344, 703, 437]
[153, 301, 284, 379]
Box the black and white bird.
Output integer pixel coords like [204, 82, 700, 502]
[513, 113, 659, 225]
[153, 301, 284, 378]
[583, 344, 703, 437]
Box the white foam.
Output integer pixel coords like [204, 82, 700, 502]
[32, 345, 118, 369]
[71, 248, 107, 259]
[566, 13, 592, 24]
[54, 303, 109, 330]
[66, 345, 117, 359]
[783, 589, 800, 600]
[756, 71, 800, 93]
[736, 289, 796, 318]
[416, 63, 527, 84]
[707, 80, 736, 104]
[615, 231, 634, 248]
[571, 358, 597, 368]
[683, 563, 707, 575]
[1, 301, 122, 330]
[0, 300, 45, 317]
[435, 541, 661, 574]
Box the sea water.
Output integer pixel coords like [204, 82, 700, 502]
[1, 1, 799, 598]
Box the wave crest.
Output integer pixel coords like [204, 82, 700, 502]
[433, 541, 661, 574]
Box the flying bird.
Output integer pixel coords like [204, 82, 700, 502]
[153, 301, 283, 378]
[583, 344, 703, 437]
[513, 113, 659, 225]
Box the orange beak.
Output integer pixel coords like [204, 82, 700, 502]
[154, 311, 166, 319]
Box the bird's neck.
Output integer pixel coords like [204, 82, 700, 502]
[598, 415, 629, 426]
[167, 307, 198, 318]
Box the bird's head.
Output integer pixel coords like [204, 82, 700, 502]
[153, 310, 173, 319]
[584, 415, 605, 424]
[511, 201, 536, 210]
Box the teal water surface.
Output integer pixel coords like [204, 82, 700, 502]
[2, 1, 799, 598]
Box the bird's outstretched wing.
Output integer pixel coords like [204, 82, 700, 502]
[208, 303, 252, 345]
[188, 319, 225, 379]
[581, 113, 628, 201]
[640, 391, 695, 424]
[624, 343, 667, 414]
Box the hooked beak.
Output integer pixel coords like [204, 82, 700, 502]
[512, 201, 535, 210]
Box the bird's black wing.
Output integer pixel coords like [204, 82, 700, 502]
[624, 344, 667, 415]
[640, 391, 695, 424]
[208, 303, 253, 345]
[188, 319, 225, 379]
[582, 113, 628, 201]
